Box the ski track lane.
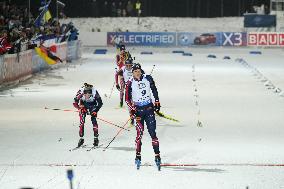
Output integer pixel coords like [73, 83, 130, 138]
[0, 49, 284, 189]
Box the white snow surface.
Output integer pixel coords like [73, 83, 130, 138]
[61, 17, 284, 32]
[0, 47, 284, 189]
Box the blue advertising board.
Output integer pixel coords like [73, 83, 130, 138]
[107, 32, 176, 46]
[244, 14, 276, 28]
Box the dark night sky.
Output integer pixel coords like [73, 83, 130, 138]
[7, 0, 270, 18]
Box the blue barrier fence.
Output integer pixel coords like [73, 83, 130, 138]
[94, 49, 107, 54]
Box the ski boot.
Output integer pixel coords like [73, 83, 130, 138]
[135, 154, 141, 170]
[129, 118, 135, 127]
[155, 154, 161, 171]
[77, 138, 84, 148]
[120, 99, 123, 108]
[93, 134, 99, 147]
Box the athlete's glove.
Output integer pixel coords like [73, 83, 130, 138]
[130, 109, 137, 118]
[73, 102, 79, 109]
[80, 107, 88, 114]
[154, 101, 161, 112]
[73, 101, 85, 110]
[116, 84, 120, 91]
[78, 102, 87, 113]
[91, 111, 97, 117]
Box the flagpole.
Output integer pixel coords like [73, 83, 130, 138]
[45, 0, 47, 22]
[56, 0, 59, 25]
[28, 0, 30, 23]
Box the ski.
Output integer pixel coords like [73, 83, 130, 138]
[86, 144, 104, 151]
[69, 144, 87, 152]
[155, 111, 179, 122]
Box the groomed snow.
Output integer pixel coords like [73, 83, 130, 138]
[0, 47, 284, 189]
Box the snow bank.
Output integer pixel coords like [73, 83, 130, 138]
[61, 17, 284, 33]
[61, 17, 245, 32]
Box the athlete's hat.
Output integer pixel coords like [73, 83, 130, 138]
[125, 57, 133, 65]
[120, 44, 125, 51]
[132, 63, 142, 72]
[83, 83, 93, 94]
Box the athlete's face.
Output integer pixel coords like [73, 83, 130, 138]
[84, 91, 91, 99]
[125, 64, 132, 71]
[84, 93, 91, 99]
[133, 69, 142, 79]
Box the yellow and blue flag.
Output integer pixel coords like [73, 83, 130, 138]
[34, 0, 52, 27]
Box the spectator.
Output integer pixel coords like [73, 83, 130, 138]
[122, 9, 127, 17]
[0, 2, 79, 56]
[253, 4, 265, 14]
[135, 0, 141, 17]
[59, 11, 67, 19]
[91, 0, 99, 17]
[101, 1, 109, 17]
[0, 30, 12, 55]
[126, 1, 134, 16]
[68, 26, 79, 41]
[117, 1, 123, 17]
[0, 15, 5, 27]
[111, 2, 117, 17]
[264, 4, 270, 15]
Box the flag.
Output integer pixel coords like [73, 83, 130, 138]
[40, 0, 52, 22]
[34, 0, 51, 27]
[43, 10, 52, 22]
[35, 45, 62, 65]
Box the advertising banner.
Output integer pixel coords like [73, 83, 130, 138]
[248, 32, 284, 46]
[106, 32, 284, 47]
[107, 32, 176, 46]
[222, 32, 247, 46]
[177, 32, 222, 46]
[244, 14, 276, 28]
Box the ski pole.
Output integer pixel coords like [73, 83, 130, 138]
[108, 81, 115, 99]
[44, 107, 130, 131]
[108, 68, 117, 99]
[103, 117, 131, 151]
[150, 64, 156, 75]
[97, 117, 130, 131]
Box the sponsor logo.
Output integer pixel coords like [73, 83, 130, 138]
[178, 34, 190, 45]
[248, 33, 284, 46]
[138, 83, 146, 89]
